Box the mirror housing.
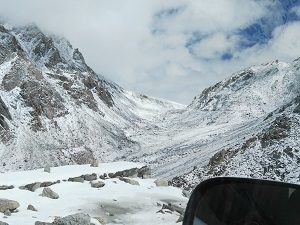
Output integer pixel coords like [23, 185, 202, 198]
[183, 177, 300, 225]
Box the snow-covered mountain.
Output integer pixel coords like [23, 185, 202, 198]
[1, 22, 300, 190]
[168, 60, 300, 188]
[0, 23, 184, 172]
[115, 58, 300, 191]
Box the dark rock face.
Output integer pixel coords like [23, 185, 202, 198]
[70, 150, 96, 165]
[2, 59, 43, 92]
[0, 97, 12, 142]
[0, 97, 11, 131]
[13, 25, 64, 69]
[20, 80, 68, 131]
[260, 115, 291, 148]
[0, 25, 24, 64]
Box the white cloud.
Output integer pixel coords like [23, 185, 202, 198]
[190, 32, 238, 59]
[0, 0, 299, 104]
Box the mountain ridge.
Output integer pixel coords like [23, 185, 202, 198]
[0, 23, 184, 172]
[1, 22, 300, 189]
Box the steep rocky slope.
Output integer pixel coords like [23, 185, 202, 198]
[0, 23, 183, 172]
[126, 58, 300, 183]
[168, 60, 300, 188]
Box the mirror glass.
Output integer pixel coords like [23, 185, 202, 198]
[193, 180, 300, 225]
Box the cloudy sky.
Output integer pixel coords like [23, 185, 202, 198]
[0, 0, 300, 103]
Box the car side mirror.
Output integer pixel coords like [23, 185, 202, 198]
[183, 177, 300, 225]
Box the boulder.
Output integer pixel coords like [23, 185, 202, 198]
[90, 159, 99, 167]
[81, 173, 97, 181]
[27, 204, 38, 211]
[44, 165, 51, 173]
[137, 166, 151, 179]
[0, 198, 20, 213]
[35, 222, 52, 225]
[108, 173, 116, 178]
[119, 177, 139, 186]
[68, 176, 84, 183]
[40, 181, 58, 188]
[40, 187, 59, 199]
[154, 179, 169, 187]
[90, 181, 105, 188]
[0, 221, 9, 225]
[0, 185, 14, 190]
[23, 182, 41, 192]
[114, 168, 139, 178]
[52, 213, 90, 225]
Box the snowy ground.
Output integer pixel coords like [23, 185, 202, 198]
[0, 162, 187, 225]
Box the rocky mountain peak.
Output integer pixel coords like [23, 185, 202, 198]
[11, 24, 90, 72]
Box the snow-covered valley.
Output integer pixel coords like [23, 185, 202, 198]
[1, 21, 300, 225]
[0, 162, 187, 225]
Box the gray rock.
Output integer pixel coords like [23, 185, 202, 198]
[154, 179, 169, 187]
[68, 176, 84, 183]
[114, 168, 139, 178]
[81, 173, 97, 181]
[0, 221, 9, 225]
[24, 182, 41, 192]
[182, 190, 191, 198]
[90, 159, 99, 167]
[44, 165, 51, 173]
[119, 177, 139, 186]
[3, 210, 11, 216]
[35, 221, 52, 225]
[137, 166, 151, 179]
[90, 181, 105, 188]
[27, 204, 38, 211]
[0, 199, 20, 213]
[176, 214, 184, 223]
[162, 203, 185, 214]
[40, 181, 59, 188]
[40, 187, 59, 199]
[52, 213, 90, 225]
[0, 185, 14, 190]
